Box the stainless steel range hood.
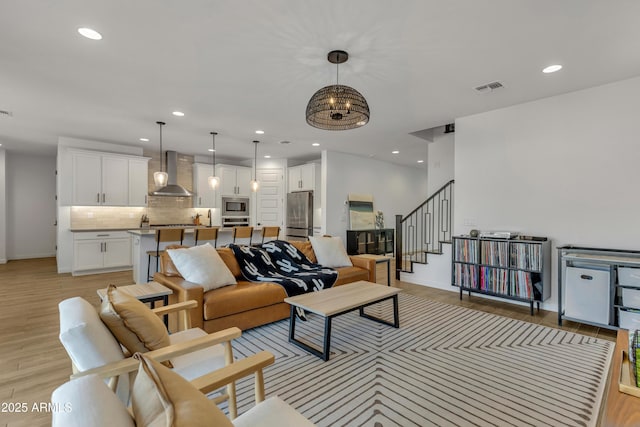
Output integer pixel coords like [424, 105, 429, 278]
[150, 151, 193, 197]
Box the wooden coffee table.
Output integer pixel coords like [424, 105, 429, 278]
[284, 281, 400, 361]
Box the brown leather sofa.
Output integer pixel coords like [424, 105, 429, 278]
[153, 240, 376, 333]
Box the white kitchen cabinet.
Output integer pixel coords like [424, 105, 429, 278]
[71, 152, 102, 205]
[128, 158, 150, 206]
[218, 165, 252, 197]
[288, 163, 316, 192]
[193, 162, 217, 207]
[69, 150, 148, 206]
[73, 231, 131, 274]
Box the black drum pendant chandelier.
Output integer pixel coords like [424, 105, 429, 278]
[306, 50, 370, 131]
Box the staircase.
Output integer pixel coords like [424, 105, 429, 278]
[395, 180, 454, 277]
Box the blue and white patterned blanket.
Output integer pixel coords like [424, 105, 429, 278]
[229, 240, 338, 297]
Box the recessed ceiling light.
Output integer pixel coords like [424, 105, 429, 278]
[264, 155, 271, 159]
[255, 130, 265, 135]
[139, 138, 149, 142]
[172, 111, 185, 117]
[312, 143, 320, 147]
[392, 150, 399, 154]
[78, 27, 102, 40]
[208, 148, 215, 152]
[542, 64, 563, 74]
[417, 160, 424, 163]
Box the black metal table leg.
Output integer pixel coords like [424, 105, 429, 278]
[358, 295, 400, 328]
[322, 317, 332, 362]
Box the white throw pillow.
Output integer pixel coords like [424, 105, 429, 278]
[309, 236, 353, 268]
[167, 243, 237, 292]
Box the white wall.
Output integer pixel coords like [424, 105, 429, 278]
[0, 150, 6, 263]
[454, 75, 640, 310]
[427, 132, 455, 195]
[322, 150, 428, 239]
[401, 131, 455, 291]
[6, 152, 57, 259]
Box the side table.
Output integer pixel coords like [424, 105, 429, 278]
[352, 254, 392, 286]
[97, 281, 173, 327]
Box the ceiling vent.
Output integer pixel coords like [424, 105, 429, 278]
[0, 110, 13, 117]
[474, 81, 504, 94]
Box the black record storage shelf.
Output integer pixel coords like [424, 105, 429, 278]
[452, 235, 551, 315]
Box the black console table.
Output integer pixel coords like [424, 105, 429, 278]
[346, 229, 394, 255]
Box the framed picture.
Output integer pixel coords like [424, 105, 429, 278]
[348, 201, 374, 230]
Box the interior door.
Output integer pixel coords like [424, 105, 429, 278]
[256, 168, 283, 228]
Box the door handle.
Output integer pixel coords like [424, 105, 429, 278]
[102, 193, 105, 203]
[580, 274, 593, 280]
[144, 195, 147, 204]
[97, 193, 100, 203]
[199, 197, 202, 205]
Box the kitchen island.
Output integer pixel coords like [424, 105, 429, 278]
[128, 227, 264, 284]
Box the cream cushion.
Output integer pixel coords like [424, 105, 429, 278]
[309, 236, 353, 268]
[99, 285, 171, 364]
[58, 297, 131, 402]
[51, 374, 135, 427]
[168, 327, 226, 381]
[59, 297, 125, 371]
[233, 396, 317, 427]
[132, 353, 233, 427]
[167, 243, 237, 291]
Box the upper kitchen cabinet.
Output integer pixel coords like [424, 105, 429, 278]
[128, 158, 150, 206]
[288, 163, 316, 192]
[218, 165, 252, 197]
[59, 149, 150, 206]
[193, 162, 217, 207]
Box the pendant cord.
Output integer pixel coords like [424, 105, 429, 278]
[211, 132, 217, 176]
[253, 141, 257, 179]
[157, 121, 165, 173]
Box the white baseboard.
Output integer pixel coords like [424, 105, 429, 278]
[9, 252, 56, 260]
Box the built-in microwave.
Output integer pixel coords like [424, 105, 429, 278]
[222, 197, 249, 216]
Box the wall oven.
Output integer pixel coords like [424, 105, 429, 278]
[222, 197, 249, 217]
[221, 216, 250, 228]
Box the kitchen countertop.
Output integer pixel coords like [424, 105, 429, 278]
[71, 226, 263, 234]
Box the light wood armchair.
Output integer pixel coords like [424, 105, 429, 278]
[58, 297, 243, 417]
[52, 349, 316, 426]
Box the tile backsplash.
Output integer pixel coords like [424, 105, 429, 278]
[145, 148, 195, 209]
[70, 206, 218, 228]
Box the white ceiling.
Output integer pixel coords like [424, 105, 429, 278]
[1, 1, 640, 167]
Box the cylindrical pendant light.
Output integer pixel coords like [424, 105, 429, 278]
[153, 121, 168, 187]
[250, 140, 259, 192]
[208, 131, 220, 189]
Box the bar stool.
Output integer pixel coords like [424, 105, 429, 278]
[147, 228, 185, 280]
[232, 226, 254, 245]
[194, 227, 219, 247]
[260, 226, 280, 244]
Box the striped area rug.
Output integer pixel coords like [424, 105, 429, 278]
[230, 293, 614, 427]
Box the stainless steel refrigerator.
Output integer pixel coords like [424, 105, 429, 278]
[286, 191, 313, 240]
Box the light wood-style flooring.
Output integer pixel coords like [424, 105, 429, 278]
[0, 257, 616, 426]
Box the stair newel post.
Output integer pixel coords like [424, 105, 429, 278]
[395, 214, 402, 280]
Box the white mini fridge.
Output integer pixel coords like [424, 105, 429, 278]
[564, 266, 610, 325]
